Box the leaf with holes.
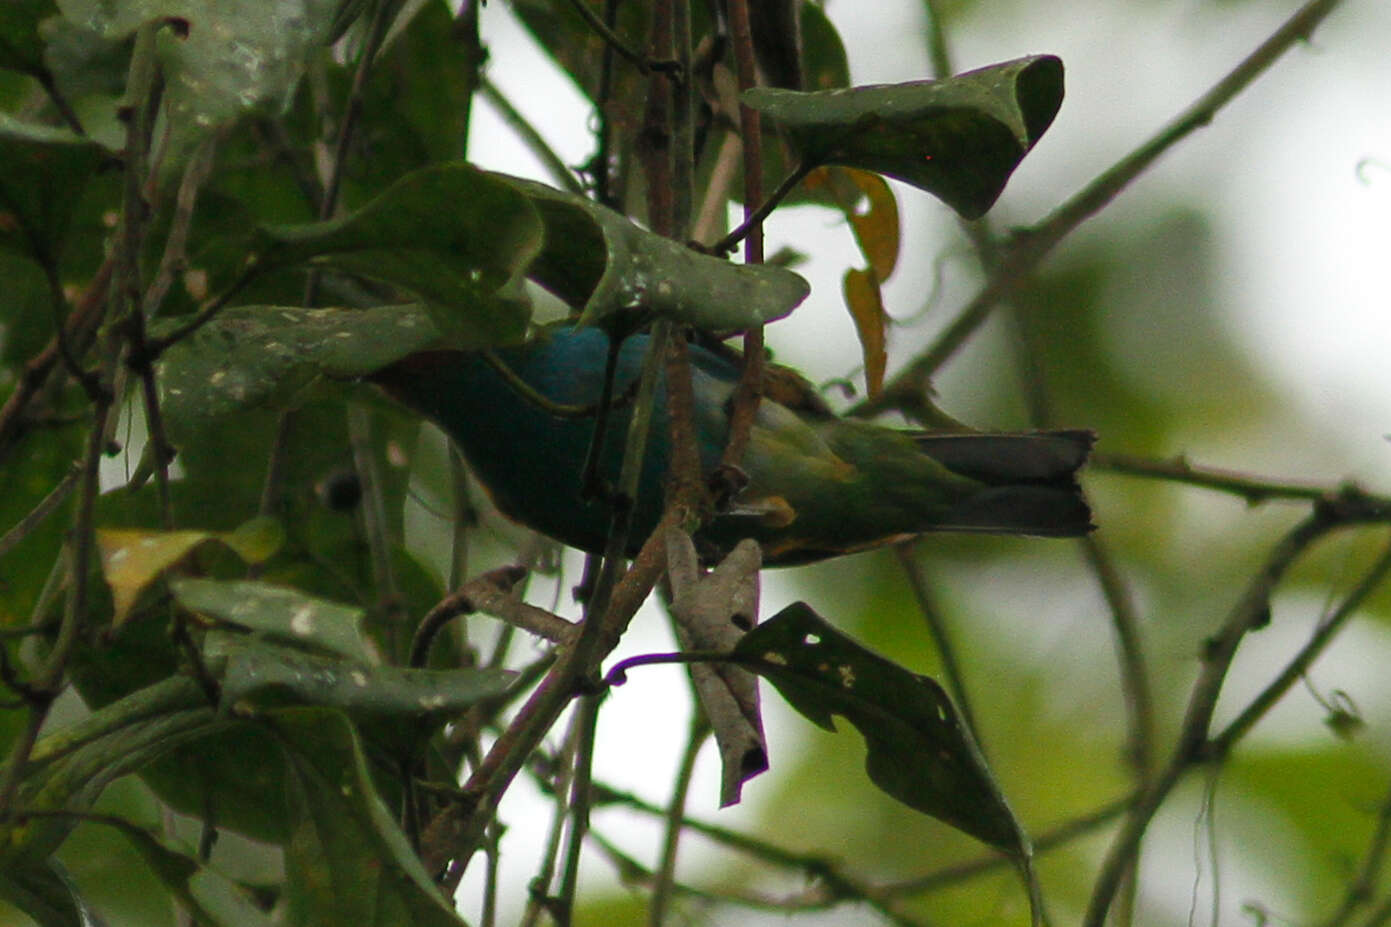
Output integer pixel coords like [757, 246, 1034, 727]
[734, 601, 1027, 854]
[743, 55, 1064, 218]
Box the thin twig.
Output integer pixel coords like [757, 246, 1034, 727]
[588, 830, 929, 926]
[709, 160, 811, 255]
[32, 66, 86, 136]
[480, 348, 637, 420]
[142, 138, 217, 320]
[556, 692, 602, 925]
[518, 713, 583, 927]
[717, 0, 767, 476]
[347, 403, 405, 656]
[478, 77, 587, 194]
[563, 0, 679, 76]
[0, 464, 82, 559]
[1211, 530, 1391, 756]
[893, 543, 983, 745]
[408, 566, 551, 667]
[1080, 534, 1155, 779]
[1093, 451, 1340, 504]
[853, 0, 1348, 419]
[1083, 504, 1358, 927]
[648, 714, 707, 926]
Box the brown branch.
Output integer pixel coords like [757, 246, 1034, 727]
[409, 566, 575, 668]
[1093, 451, 1348, 505]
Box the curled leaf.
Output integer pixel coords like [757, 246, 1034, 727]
[744, 55, 1064, 218]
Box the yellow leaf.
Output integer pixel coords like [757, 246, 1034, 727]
[843, 268, 887, 399]
[95, 519, 284, 628]
[803, 167, 901, 281]
[841, 169, 900, 281]
[97, 529, 214, 628]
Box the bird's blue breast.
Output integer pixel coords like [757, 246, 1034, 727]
[382, 327, 733, 554]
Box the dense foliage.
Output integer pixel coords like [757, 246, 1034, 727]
[0, 0, 1383, 925]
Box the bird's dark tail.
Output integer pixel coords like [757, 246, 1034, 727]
[913, 430, 1096, 537]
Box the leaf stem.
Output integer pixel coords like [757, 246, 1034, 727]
[710, 160, 811, 256]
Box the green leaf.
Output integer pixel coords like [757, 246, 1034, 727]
[512, 175, 809, 330]
[743, 55, 1064, 218]
[56, 0, 341, 169]
[154, 304, 443, 432]
[269, 708, 469, 927]
[0, 859, 89, 927]
[0, 0, 55, 75]
[171, 578, 372, 661]
[734, 602, 1026, 854]
[252, 164, 544, 345]
[11, 677, 219, 862]
[799, 2, 850, 92]
[217, 637, 514, 722]
[0, 112, 109, 265]
[99, 816, 272, 927]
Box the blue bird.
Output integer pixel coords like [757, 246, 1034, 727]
[373, 325, 1094, 565]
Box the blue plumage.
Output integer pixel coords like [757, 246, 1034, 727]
[374, 325, 1093, 565]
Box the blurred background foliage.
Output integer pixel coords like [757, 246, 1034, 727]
[1, 0, 1389, 924]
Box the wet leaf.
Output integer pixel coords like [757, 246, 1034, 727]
[171, 578, 371, 661]
[217, 637, 514, 721]
[155, 304, 443, 435]
[513, 175, 809, 331]
[743, 55, 1064, 218]
[734, 602, 1027, 853]
[56, 0, 341, 169]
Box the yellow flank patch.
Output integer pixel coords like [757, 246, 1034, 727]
[742, 494, 798, 528]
